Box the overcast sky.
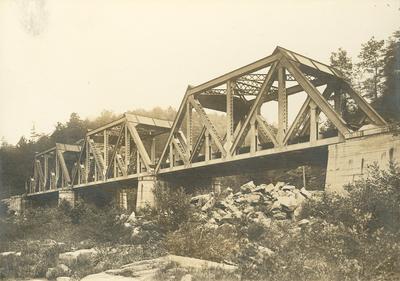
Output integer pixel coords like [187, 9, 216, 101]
[0, 0, 399, 144]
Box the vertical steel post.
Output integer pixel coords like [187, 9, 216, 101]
[309, 100, 318, 143]
[278, 65, 288, 145]
[44, 155, 48, 189]
[226, 80, 234, 149]
[169, 143, 174, 168]
[104, 129, 108, 176]
[186, 103, 193, 153]
[55, 152, 59, 188]
[125, 124, 130, 173]
[85, 138, 89, 183]
[205, 130, 210, 161]
[151, 137, 156, 164]
[137, 151, 141, 174]
[250, 115, 257, 154]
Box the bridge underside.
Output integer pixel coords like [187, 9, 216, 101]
[159, 144, 328, 188]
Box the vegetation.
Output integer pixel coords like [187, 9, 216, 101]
[159, 164, 400, 281]
[330, 29, 400, 122]
[0, 162, 399, 280]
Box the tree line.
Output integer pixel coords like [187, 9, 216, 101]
[330, 29, 400, 122]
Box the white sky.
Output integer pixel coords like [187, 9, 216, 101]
[0, 0, 399, 144]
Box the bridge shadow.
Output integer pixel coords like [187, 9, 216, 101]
[160, 145, 328, 191]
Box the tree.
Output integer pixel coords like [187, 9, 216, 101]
[357, 37, 385, 101]
[329, 48, 360, 125]
[380, 30, 400, 121]
[330, 48, 353, 81]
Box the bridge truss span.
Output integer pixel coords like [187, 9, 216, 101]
[155, 46, 387, 174]
[26, 46, 392, 198]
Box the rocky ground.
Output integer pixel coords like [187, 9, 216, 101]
[0, 181, 316, 281]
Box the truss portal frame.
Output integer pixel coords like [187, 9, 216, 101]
[156, 46, 387, 173]
[70, 113, 172, 187]
[29, 143, 81, 194]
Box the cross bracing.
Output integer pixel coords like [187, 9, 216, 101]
[27, 47, 389, 195]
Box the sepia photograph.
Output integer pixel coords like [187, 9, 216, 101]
[0, 0, 399, 280]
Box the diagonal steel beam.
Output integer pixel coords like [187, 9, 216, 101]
[126, 122, 152, 171]
[298, 84, 335, 137]
[342, 82, 387, 126]
[156, 88, 190, 172]
[189, 125, 206, 163]
[35, 160, 44, 190]
[115, 154, 127, 176]
[171, 137, 189, 165]
[188, 53, 280, 95]
[105, 124, 125, 178]
[56, 148, 71, 184]
[88, 139, 105, 178]
[256, 115, 279, 146]
[71, 140, 86, 186]
[230, 60, 279, 155]
[283, 96, 311, 145]
[189, 96, 227, 157]
[282, 57, 350, 136]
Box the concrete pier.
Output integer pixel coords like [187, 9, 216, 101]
[326, 132, 400, 193]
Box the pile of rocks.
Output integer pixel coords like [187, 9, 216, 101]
[119, 212, 163, 244]
[190, 181, 314, 228]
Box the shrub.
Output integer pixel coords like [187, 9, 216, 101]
[165, 221, 240, 263]
[236, 162, 400, 281]
[152, 184, 193, 232]
[302, 162, 400, 233]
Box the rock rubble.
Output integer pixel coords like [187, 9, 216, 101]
[191, 181, 315, 228]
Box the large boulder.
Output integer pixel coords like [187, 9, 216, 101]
[126, 211, 136, 223]
[300, 187, 312, 198]
[59, 248, 97, 267]
[264, 183, 275, 194]
[201, 197, 215, 212]
[181, 274, 193, 281]
[57, 277, 73, 281]
[235, 193, 263, 205]
[277, 196, 298, 212]
[46, 267, 59, 280]
[249, 212, 271, 228]
[0, 251, 21, 257]
[190, 194, 212, 207]
[240, 181, 257, 194]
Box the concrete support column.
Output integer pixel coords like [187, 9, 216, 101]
[58, 188, 77, 207]
[116, 188, 136, 211]
[211, 178, 222, 195]
[8, 195, 28, 214]
[325, 133, 400, 193]
[136, 176, 157, 210]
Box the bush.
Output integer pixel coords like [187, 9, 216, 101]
[165, 221, 240, 263]
[302, 162, 400, 232]
[236, 163, 400, 281]
[152, 184, 193, 232]
[0, 240, 63, 279]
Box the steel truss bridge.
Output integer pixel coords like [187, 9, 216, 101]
[27, 46, 392, 198]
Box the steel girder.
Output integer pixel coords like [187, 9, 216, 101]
[28, 46, 389, 195]
[70, 113, 172, 187]
[156, 46, 388, 172]
[29, 143, 81, 193]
